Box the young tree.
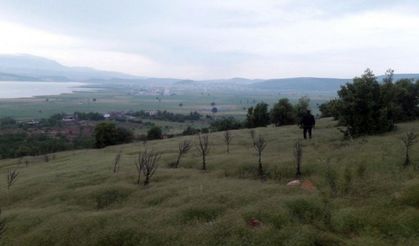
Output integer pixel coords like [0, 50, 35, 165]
[246, 102, 270, 128]
[252, 134, 267, 178]
[113, 150, 122, 174]
[174, 140, 192, 168]
[270, 98, 296, 126]
[401, 131, 418, 167]
[224, 131, 233, 153]
[294, 139, 303, 177]
[135, 149, 160, 186]
[196, 134, 210, 170]
[7, 169, 19, 190]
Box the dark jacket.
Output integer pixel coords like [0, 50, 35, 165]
[300, 113, 315, 128]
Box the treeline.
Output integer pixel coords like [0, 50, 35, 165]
[205, 97, 310, 132]
[128, 110, 201, 122]
[0, 134, 93, 159]
[320, 69, 419, 136]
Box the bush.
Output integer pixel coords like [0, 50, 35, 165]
[147, 126, 162, 140]
[94, 122, 133, 148]
[210, 117, 243, 131]
[270, 98, 296, 126]
[324, 69, 419, 136]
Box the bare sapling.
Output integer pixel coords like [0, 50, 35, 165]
[113, 150, 122, 174]
[136, 149, 161, 186]
[294, 139, 303, 177]
[7, 169, 19, 190]
[174, 140, 192, 168]
[224, 131, 233, 153]
[401, 131, 417, 168]
[196, 134, 210, 170]
[252, 134, 267, 178]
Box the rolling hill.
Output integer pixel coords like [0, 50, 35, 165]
[0, 118, 418, 245]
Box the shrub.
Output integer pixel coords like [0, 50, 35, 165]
[94, 122, 133, 148]
[147, 126, 162, 140]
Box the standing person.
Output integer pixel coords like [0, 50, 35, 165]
[300, 110, 315, 139]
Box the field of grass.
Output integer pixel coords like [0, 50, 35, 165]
[0, 118, 418, 245]
[0, 85, 326, 120]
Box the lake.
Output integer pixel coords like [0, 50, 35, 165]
[0, 81, 89, 98]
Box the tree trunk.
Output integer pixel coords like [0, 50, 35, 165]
[144, 175, 150, 186]
[258, 153, 263, 176]
[202, 154, 206, 170]
[175, 153, 181, 168]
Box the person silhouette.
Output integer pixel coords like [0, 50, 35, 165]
[299, 110, 315, 139]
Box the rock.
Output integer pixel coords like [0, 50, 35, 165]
[287, 180, 301, 187]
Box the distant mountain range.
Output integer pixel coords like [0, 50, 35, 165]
[1, 54, 419, 92]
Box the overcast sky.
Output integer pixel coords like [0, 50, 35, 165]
[1, 0, 419, 79]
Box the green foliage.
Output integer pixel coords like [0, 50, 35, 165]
[326, 69, 418, 136]
[270, 98, 296, 126]
[319, 99, 341, 119]
[246, 102, 270, 128]
[147, 126, 163, 140]
[0, 117, 16, 128]
[210, 117, 243, 131]
[295, 96, 311, 119]
[94, 122, 133, 148]
[130, 110, 201, 123]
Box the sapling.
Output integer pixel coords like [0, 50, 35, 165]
[136, 150, 160, 186]
[113, 150, 122, 174]
[174, 140, 192, 168]
[294, 139, 303, 177]
[252, 134, 267, 178]
[401, 131, 417, 168]
[223, 131, 233, 154]
[196, 134, 210, 170]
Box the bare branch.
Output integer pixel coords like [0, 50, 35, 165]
[252, 134, 267, 178]
[174, 140, 192, 168]
[7, 169, 19, 190]
[113, 150, 122, 174]
[135, 149, 161, 185]
[223, 131, 233, 153]
[401, 131, 418, 167]
[196, 134, 210, 170]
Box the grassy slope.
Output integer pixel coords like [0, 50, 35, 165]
[0, 119, 418, 246]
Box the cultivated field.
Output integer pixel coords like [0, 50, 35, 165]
[0, 118, 418, 245]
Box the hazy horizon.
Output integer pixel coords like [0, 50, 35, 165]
[1, 0, 419, 79]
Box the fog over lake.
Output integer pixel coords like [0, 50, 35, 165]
[0, 81, 89, 98]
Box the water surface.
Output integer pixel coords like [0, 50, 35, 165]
[0, 81, 89, 98]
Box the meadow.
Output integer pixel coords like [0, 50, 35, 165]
[0, 118, 418, 245]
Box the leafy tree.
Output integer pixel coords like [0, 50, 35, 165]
[94, 122, 118, 148]
[270, 98, 296, 126]
[94, 122, 132, 148]
[295, 96, 310, 120]
[337, 69, 394, 135]
[210, 117, 242, 131]
[319, 99, 341, 119]
[246, 102, 270, 128]
[147, 126, 162, 140]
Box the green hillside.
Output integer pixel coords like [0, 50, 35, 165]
[0, 118, 418, 245]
